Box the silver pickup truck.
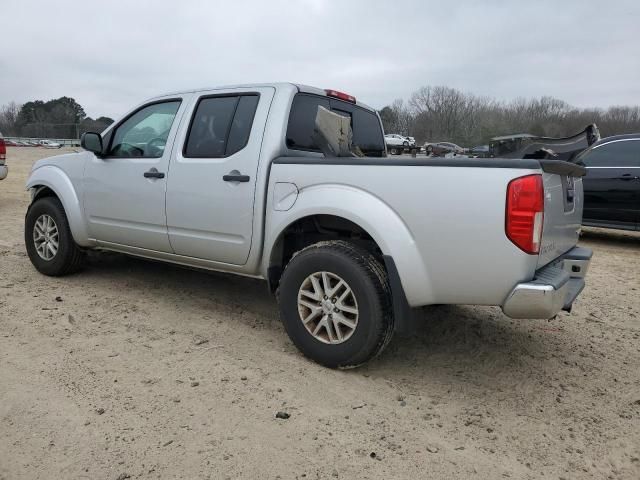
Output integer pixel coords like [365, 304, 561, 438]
[24, 83, 592, 368]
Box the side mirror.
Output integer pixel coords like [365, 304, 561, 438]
[81, 132, 103, 156]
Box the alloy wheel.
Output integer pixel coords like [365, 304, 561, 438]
[297, 271, 359, 344]
[33, 214, 59, 261]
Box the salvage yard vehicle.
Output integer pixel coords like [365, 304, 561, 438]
[489, 124, 600, 160]
[384, 133, 410, 155]
[426, 141, 465, 156]
[0, 132, 7, 180]
[24, 83, 592, 368]
[38, 139, 63, 149]
[575, 134, 640, 231]
[384, 133, 410, 147]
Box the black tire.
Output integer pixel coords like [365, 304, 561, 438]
[389, 147, 398, 155]
[277, 240, 394, 368]
[25, 196, 85, 276]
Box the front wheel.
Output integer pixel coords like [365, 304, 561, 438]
[25, 196, 85, 276]
[277, 241, 394, 368]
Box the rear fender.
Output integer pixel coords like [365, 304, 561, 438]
[26, 166, 91, 246]
[264, 184, 433, 306]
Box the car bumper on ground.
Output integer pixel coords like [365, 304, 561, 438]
[0, 165, 7, 180]
[502, 246, 592, 319]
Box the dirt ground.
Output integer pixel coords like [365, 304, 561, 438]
[1, 147, 639, 480]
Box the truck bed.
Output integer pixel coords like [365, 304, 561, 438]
[269, 156, 585, 307]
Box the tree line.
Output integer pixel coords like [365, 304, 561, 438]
[0, 97, 114, 139]
[379, 85, 640, 147]
[3, 88, 639, 146]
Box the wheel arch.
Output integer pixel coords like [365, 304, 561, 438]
[26, 166, 91, 246]
[263, 184, 434, 311]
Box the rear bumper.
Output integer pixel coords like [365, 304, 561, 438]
[502, 246, 592, 319]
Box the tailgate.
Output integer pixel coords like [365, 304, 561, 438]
[537, 161, 586, 268]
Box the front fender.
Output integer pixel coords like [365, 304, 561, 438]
[26, 166, 91, 247]
[263, 184, 433, 306]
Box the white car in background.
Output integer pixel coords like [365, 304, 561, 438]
[384, 134, 409, 146]
[384, 133, 410, 155]
[39, 140, 63, 149]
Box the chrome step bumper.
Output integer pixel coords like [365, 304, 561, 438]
[502, 246, 592, 319]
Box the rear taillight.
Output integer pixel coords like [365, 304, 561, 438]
[506, 174, 544, 254]
[0, 138, 6, 160]
[325, 89, 356, 103]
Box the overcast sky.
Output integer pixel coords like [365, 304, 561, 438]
[1, 0, 638, 119]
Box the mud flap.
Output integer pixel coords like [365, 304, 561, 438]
[382, 255, 415, 334]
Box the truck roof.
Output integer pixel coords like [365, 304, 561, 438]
[151, 82, 376, 112]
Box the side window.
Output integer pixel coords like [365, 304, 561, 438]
[226, 95, 260, 156]
[184, 94, 259, 158]
[580, 140, 640, 167]
[108, 101, 181, 158]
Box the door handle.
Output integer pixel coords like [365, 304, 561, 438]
[223, 173, 250, 182]
[144, 168, 165, 179]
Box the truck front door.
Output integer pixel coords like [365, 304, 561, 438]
[83, 97, 188, 252]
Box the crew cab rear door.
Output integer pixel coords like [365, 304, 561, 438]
[165, 87, 275, 265]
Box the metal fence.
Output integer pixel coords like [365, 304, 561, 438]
[4, 137, 81, 147]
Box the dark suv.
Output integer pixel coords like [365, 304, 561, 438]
[575, 134, 640, 231]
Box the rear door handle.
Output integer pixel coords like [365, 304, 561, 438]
[223, 174, 250, 182]
[144, 168, 165, 179]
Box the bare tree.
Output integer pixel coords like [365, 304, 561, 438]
[384, 85, 640, 147]
[0, 102, 21, 136]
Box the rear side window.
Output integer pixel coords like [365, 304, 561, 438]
[286, 93, 385, 157]
[184, 94, 259, 158]
[226, 95, 260, 155]
[579, 140, 640, 167]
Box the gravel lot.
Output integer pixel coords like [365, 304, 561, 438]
[1, 147, 639, 480]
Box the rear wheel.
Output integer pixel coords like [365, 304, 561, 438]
[277, 241, 394, 368]
[389, 147, 398, 155]
[25, 197, 85, 276]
